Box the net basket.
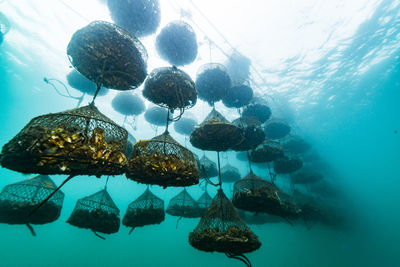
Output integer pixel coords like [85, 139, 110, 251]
[199, 155, 218, 179]
[282, 135, 311, 154]
[112, 92, 145, 116]
[231, 117, 265, 151]
[249, 140, 284, 163]
[264, 119, 291, 140]
[290, 168, 323, 184]
[273, 156, 303, 174]
[166, 189, 202, 218]
[220, 164, 241, 183]
[222, 85, 253, 108]
[197, 191, 213, 216]
[242, 104, 271, 124]
[67, 69, 109, 96]
[0, 104, 128, 177]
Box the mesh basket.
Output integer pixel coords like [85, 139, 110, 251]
[282, 135, 311, 154]
[222, 85, 253, 108]
[195, 63, 231, 105]
[166, 189, 202, 218]
[225, 52, 251, 86]
[249, 140, 284, 163]
[274, 156, 303, 174]
[231, 117, 265, 151]
[67, 189, 120, 234]
[197, 191, 213, 216]
[67, 21, 147, 90]
[221, 164, 241, 183]
[199, 155, 218, 178]
[189, 189, 261, 254]
[0, 175, 64, 225]
[143, 66, 197, 111]
[112, 92, 145, 116]
[156, 20, 198, 66]
[264, 119, 291, 140]
[0, 104, 128, 177]
[108, 0, 161, 38]
[190, 109, 244, 151]
[144, 106, 169, 126]
[67, 70, 109, 96]
[126, 131, 199, 187]
[173, 117, 197, 136]
[242, 104, 271, 124]
[290, 168, 323, 184]
[122, 188, 165, 230]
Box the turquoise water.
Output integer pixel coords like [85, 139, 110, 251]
[1, 0, 400, 266]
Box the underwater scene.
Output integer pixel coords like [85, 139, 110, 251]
[0, 0, 399, 266]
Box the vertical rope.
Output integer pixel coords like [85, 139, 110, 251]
[217, 151, 222, 190]
[246, 150, 252, 173]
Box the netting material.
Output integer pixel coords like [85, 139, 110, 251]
[190, 109, 244, 151]
[143, 66, 197, 111]
[67, 21, 147, 90]
[221, 164, 241, 183]
[0, 175, 64, 225]
[197, 191, 213, 215]
[225, 52, 251, 86]
[249, 140, 284, 163]
[144, 106, 169, 126]
[67, 189, 120, 234]
[290, 168, 323, 184]
[123, 188, 165, 229]
[0, 104, 128, 177]
[173, 117, 197, 136]
[67, 70, 109, 96]
[264, 119, 291, 140]
[274, 156, 303, 174]
[231, 117, 265, 151]
[166, 189, 202, 218]
[189, 189, 261, 254]
[282, 135, 311, 154]
[112, 92, 145, 116]
[126, 132, 199, 187]
[242, 104, 271, 124]
[199, 155, 218, 178]
[222, 85, 253, 108]
[156, 20, 197, 66]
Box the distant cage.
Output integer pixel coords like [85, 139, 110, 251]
[166, 189, 202, 218]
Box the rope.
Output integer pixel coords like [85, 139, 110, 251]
[43, 77, 81, 99]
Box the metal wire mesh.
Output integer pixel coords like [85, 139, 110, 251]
[166, 189, 202, 218]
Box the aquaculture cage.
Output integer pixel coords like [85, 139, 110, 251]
[220, 164, 241, 183]
[225, 52, 251, 86]
[197, 191, 213, 215]
[173, 117, 197, 136]
[122, 188, 165, 233]
[156, 20, 198, 66]
[264, 119, 291, 140]
[190, 108, 244, 151]
[249, 140, 284, 163]
[290, 168, 323, 185]
[0, 104, 128, 177]
[274, 156, 303, 174]
[231, 116, 265, 151]
[0, 175, 64, 235]
[144, 106, 169, 127]
[67, 189, 120, 235]
[67, 70, 109, 96]
[108, 0, 161, 38]
[199, 155, 218, 179]
[143, 66, 197, 112]
[242, 104, 271, 124]
[189, 189, 261, 255]
[126, 131, 199, 187]
[282, 135, 311, 154]
[67, 20, 147, 92]
[195, 63, 231, 105]
[166, 189, 202, 218]
[222, 84, 253, 108]
[112, 92, 145, 116]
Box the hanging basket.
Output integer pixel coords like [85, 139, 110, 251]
[189, 189, 261, 254]
[190, 109, 244, 151]
[0, 104, 128, 177]
[264, 119, 291, 140]
[231, 116, 265, 151]
[122, 188, 165, 230]
[290, 168, 323, 184]
[67, 20, 147, 90]
[249, 140, 284, 163]
[221, 164, 241, 183]
[67, 70, 109, 96]
[273, 156, 303, 174]
[67, 189, 120, 234]
[144, 106, 169, 127]
[166, 189, 202, 218]
[143, 66, 197, 111]
[199, 155, 218, 179]
[108, 0, 161, 38]
[197, 191, 213, 216]
[225, 52, 251, 86]
[0, 175, 64, 225]
[126, 131, 199, 187]
[173, 117, 197, 136]
[242, 104, 271, 124]
[222, 84, 253, 108]
[282, 135, 311, 154]
[112, 92, 145, 116]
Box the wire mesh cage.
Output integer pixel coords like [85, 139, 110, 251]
[143, 66, 197, 111]
[199, 155, 218, 179]
[173, 117, 197, 136]
[189, 189, 261, 254]
[242, 104, 271, 124]
[190, 108, 244, 151]
[264, 119, 291, 140]
[195, 63, 231, 105]
[0, 104, 128, 177]
[225, 52, 251, 86]
[156, 20, 198, 66]
[290, 168, 323, 184]
[221, 164, 241, 183]
[67, 70, 109, 96]
[197, 191, 213, 216]
[222, 85, 253, 108]
[67, 189, 120, 234]
[112, 92, 145, 116]
[231, 116, 265, 151]
[144, 106, 169, 127]
[67, 20, 147, 91]
[108, 0, 161, 38]
[282, 135, 311, 154]
[166, 189, 202, 218]
[273, 156, 303, 174]
[126, 131, 199, 187]
[0, 175, 64, 225]
[122, 188, 165, 231]
[249, 140, 284, 163]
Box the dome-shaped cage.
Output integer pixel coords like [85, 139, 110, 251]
[222, 85, 253, 108]
[112, 92, 145, 116]
[67, 189, 120, 234]
[166, 189, 202, 218]
[243, 212, 285, 225]
[231, 116, 265, 151]
[126, 131, 199, 187]
[122, 188, 165, 231]
[225, 52, 251, 86]
[155, 20, 197, 66]
[242, 104, 271, 124]
[264, 119, 291, 140]
[249, 140, 284, 163]
[221, 164, 241, 183]
[143, 66, 197, 111]
[0, 104, 128, 177]
[232, 172, 300, 219]
[144, 106, 169, 126]
[199, 155, 218, 179]
[173, 117, 197, 136]
[195, 63, 231, 105]
[108, 0, 161, 38]
[189, 189, 261, 254]
[190, 109, 244, 151]
[290, 168, 323, 185]
[197, 191, 213, 216]
[274, 156, 303, 174]
[67, 21, 147, 91]
[282, 135, 311, 154]
[67, 70, 109, 96]
[0, 175, 64, 225]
